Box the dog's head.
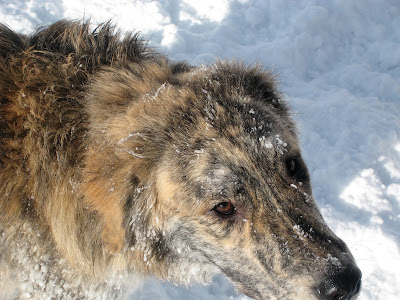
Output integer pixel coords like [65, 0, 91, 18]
[83, 60, 361, 300]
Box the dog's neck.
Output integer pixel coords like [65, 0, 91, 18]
[0, 222, 140, 300]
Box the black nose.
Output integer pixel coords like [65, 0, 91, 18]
[317, 265, 362, 300]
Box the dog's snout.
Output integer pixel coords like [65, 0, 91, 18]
[317, 264, 362, 300]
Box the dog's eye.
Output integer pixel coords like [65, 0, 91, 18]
[286, 156, 299, 177]
[213, 202, 236, 216]
[285, 155, 310, 182]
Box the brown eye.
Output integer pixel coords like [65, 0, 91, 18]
[214, 202, 236, 216]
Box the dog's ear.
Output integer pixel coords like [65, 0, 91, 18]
[82, 122, 156, 253]
[81, 61, 179, 253]
[82, 145, 129, 253]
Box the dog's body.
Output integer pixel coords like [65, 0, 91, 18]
[0, 21, 361, 300]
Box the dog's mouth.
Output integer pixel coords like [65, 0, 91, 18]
[220, 253, 362, 300]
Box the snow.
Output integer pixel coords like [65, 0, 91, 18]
[1, 0, 399, 299]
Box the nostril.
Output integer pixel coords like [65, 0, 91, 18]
[329, 292, 347, 300]
[317, 265, 362, 300]
[318, 282, 349, 300]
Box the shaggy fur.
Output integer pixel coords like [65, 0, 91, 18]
[0, 20, 361, 299]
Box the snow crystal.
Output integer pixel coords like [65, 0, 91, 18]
[122, 149, 144, 158]
[293, 224, 308, 240]
[117, 133, 134, 145]
[194, 149, 205, 154]
[274, 134, 288, 154]
[258, 136, 273, 149]
[323, 254, 341, 268]
[142, 83, 168, 102]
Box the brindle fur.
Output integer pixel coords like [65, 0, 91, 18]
[0, 21, 360, 299]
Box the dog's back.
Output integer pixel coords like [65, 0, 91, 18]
[0, 21, 151, 299]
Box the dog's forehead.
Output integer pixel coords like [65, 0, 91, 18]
[201, 165, 238, 194]
[197, 133, 295, 192]
[213, 101, 298, 158]
[199, 93, 296, 147]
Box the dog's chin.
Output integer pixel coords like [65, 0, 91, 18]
[229, 276, 325, 300]
[166, 260, 219, 286]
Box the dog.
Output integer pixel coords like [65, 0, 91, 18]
[0, 20, 361, 299]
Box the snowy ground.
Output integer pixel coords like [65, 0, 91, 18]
[1, 0, 399, 299]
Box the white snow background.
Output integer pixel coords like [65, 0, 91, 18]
[1, 0, 399, 299]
